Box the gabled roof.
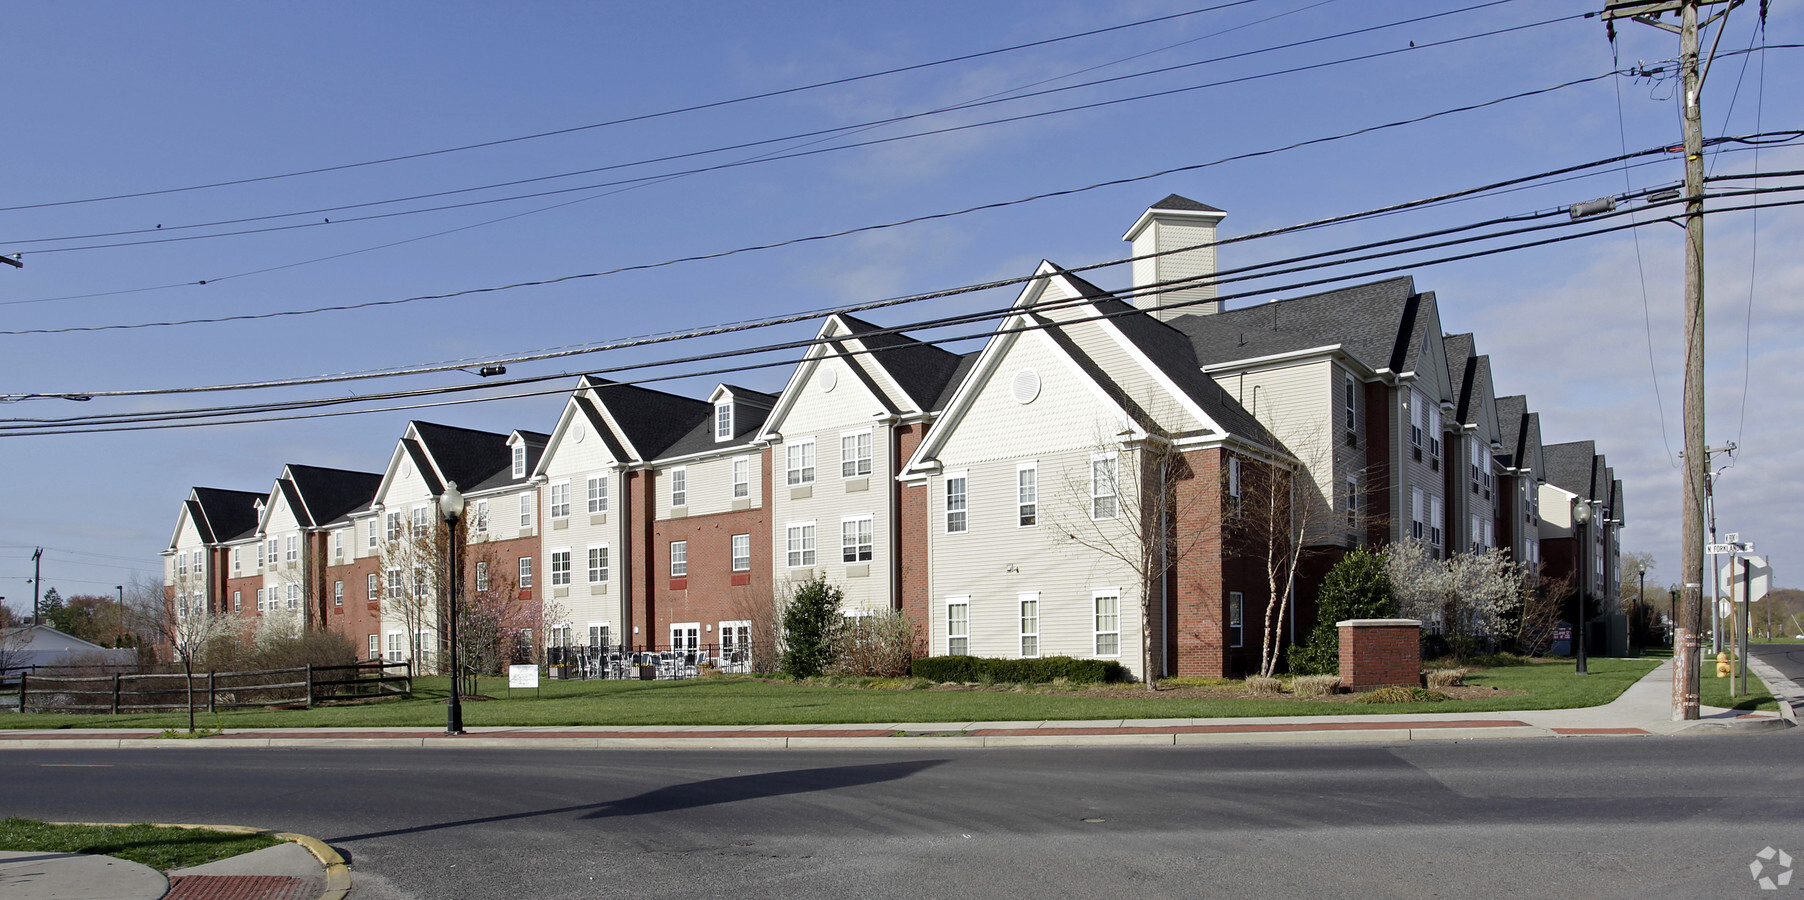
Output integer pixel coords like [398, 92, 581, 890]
[281, 464, 382, 527]
[1171, 276, 1431, 377]
[578, 377, 710, 462]
[410, 421, 515, 495]
[1612, 478, 1625, 525]
[1148, 193, 1224, 214]
[834, 313, 967, 412]
[1444, 333, 1476, 418]
[1495, 395, 1537, 471]
[1542, 441, 1598, 500]
[188, 487, 264, 544]
[657, 389, 775, 461]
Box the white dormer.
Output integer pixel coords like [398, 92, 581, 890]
[714, 398, 733, 442]
[512, 443, 526, 478]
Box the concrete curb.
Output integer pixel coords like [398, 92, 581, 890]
[1746, 653, 1801, 726]
[46, 822, 348, 900]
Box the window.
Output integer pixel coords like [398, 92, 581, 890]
[1471, 514, 1483, 554]
[587, 475, 608, 513]
[367, 573, 378, 600]
[1470, 435, 1484, 493]
[1017, 463, 1037, 527]
[1429, 495, 1444, 547]
[1092, 454, 1119, 520]
[256, 588, 266, 612]
[285, 534, 298, 562]
[1410, 391, 1425, 458]
[947, 597, 969, 655]
[410, 506, 429, 536]
[267, 538, 278, 565]
[387, 633, 404, 663]
[715, 401, 734, 440]
[841, 431, 872, 478]
[386, 568, 402, 598]
[1427, 400, 1442, 463]
[176, 552, 188, 577]
[732, 457, 750, 499]
[786, 440, 816, 486]
[256, 540, 265, 569]
[550, 482, 570, 518]
[551, 550, 572, 586]
[588, 624, 611, 650]
[945, 474, 968, 533]
[1411, 489, 1425, 541]
[475, 561, 490, 592]
[731, 534, 750, 572]
[588, 546, 609, 583]
[414, 564, 429, 600]
[413, 630, 433, 668]
[286, 583, 299, 610]
[512, 444, 527, 478]
[233, 548, 241, 573]
[233, 591, 241, 613]
[334, 581, 344, 607]
[519, 557, 533, 589]
[519, 494, 533, 529]
[1229, 592, 1244, 648]
[1094, 591, 1121, 656]
[1019, 593, 1039, 657]
[785, 523, 816, 568]
[670, 468, 687, 507]
[367, 634, 379, 660]
[1345, 478, 1360, 529]
[670, 541, 687, 577]
[1483, 519, 1495, 550]
[386, 511, 403, 543]
[333, 530, 344, 561]
[1226, 456, 1242, 516]
[368, 518, 378, 548]
[474, 500, 489, 533]
[841, 516, 873, 563]
[1344, 375, 1358, 437]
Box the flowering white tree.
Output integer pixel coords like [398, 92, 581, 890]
[1386, 543, 1524, 658]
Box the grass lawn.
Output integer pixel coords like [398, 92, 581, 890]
[1698, 664, 1781, 712]
[0, 818, 280, 871]
[0, 658, 1662, 730]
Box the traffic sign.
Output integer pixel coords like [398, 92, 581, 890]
[1718, 556, 1772, 602]
[1706, 544, 1735, 555]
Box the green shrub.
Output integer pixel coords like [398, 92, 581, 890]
[780, 575, 843, 679]
[1289, 549, 1399, 676]
[910, 655, 1128, 685]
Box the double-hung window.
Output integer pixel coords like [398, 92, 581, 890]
[945, 474, 968, 533]
[233, 591, 242, 613]
[1345, 478, 1360, 529]
[1426, 401, 1442, 466]
[518, 557, 533, 589]
[512, 444, 526, 478]
[946, 597, 969, 656]
[1411, 489, 1426, 541]
[786, 440, 816, 486]
[669, 541, 687, 577]
[411, 506, 429, 537]
[368, 519, 378, 548]
[1344, 375, 1359, 443]
[334, 581, 344, 607]
[386, 512, 403, 543]
[841, 516, 873, 563]
[840, 431, 871, 478]
[1410, 392, 1425, 459]
[286, 584, 299, 609]
[475, 561, 489, 592]
[550, 482, 570, 519]
[551, 550, 572, 586]
[1019, 593, 1039, 657]
[669, 468, 687, 508]
[333, 530, 344, 561]
[1092, 454, 1119, 520]
[519, 494, 533, 529]
[1226, 456, 1242, 517]
[256, 588, 266, 612]
[588, 546, 609, 584]
[715, 401, 734, 441]
[386, 567, 402, 599]
[1471, 514, 1483, 554]
[731, 534, 750, 572]
[256, 541, 265, 569]
[587, 475, 608, 513]
[732, 457, 750, 499]
[367, 573, 378, 600]
[474, 500, 489, 533]
[1470, 436, 1484, 494]
[1228, 592, 1244, 648]
[1429, 495, 1444, 548]
[1094, 591, 1121, 656]
[1017, 463, 1037, 527]
[285, 534, 298, 562]
[785, 523, 816, 568]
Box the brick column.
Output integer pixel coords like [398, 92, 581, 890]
[1337, 618, 1421, 690]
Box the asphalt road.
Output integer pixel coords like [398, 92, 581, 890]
[6, 733, 1801, 899]
[1753, 643, 1804, 689]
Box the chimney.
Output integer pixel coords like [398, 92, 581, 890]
[1122, 194, 1225, 321]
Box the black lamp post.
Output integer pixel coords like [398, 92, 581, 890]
[439, 480, 466, 736]
[1636, 563, 1647, 647]
[1572, 499, 1592, 675]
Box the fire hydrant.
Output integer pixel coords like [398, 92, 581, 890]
[1715, 651, 1732, 678]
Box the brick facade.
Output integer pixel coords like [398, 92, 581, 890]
[1337, 618, 1421, 690]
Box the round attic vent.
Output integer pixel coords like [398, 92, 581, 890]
[400, 461, 413, 478]
[1011, 368, 1041, 404]
[573, 422, 586, 442]
[817, 367, 838, 392]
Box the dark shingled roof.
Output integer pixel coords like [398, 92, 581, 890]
[1039, 264, 1279, 449]
[1149, 194, 1224, 214]
[719, 385, 778, 407]
[1170, 276, 1429, 376]
[190, 487, 265, 543]
[284, 465, 381, 527]
[583, 379, 711, 461]
[1543, 441, 1597, 499]
[1495, 395, 1530, 470]
[657, 396, 774, 461]
[1612, 479, 1625, 525]
[835, 313, 968, 412]
[932, 352, 981, 413]
[1443, 333, 1476, 422]
[410, 421, 513, 495]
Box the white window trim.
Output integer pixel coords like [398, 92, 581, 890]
[519, 494, 534, 529]
[670, 467, 687, 508]
[519, 556, 533, 589]
[732, 456, 750, 500]
[731, 533, 751, 572]
[1016, 461, 1037, 527]
[512, 444, 527, 478]
[550, 480, 571, 519]
[1019, 592, 1040, 658]
[946, 595, 970, 656]
[588, 545, 610, 584]
[945, 471, 969, 534]
[840, 429, 873, 479]
[715, 401, 734, 441]
[786, 439, 816, 486]
[785, 521, 817, 568]
[587, 474, 609, 514]
[1091, 452, 1120, 521]
[841, 515, 874, 563]
[1093, 589, 1122, 657]
[550, 548, 572, 587]
[670, 540, 688, 577]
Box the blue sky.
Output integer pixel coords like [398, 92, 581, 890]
[2, 0, 1798, 612]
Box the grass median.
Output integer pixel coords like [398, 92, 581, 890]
[0, 818, 280, 871]
[0, 657, 1663, 730]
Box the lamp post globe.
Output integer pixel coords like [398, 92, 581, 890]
[439, 481, 466, 735]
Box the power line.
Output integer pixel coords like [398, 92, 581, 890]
[0, 1, 1268, 215]
[8, 189, 1800, 437]
[0, 68, 1644, 338]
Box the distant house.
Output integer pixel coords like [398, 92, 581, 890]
[0, 624, 136, 671]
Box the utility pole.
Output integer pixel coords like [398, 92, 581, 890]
[31, 547, 43, 626]
[1599, 0, 1744, 722]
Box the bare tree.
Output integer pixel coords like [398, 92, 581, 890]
[730, 590, 782, 675]
[1050, 429, 1219, 689]
[164, 593, 248, 733]
[377, 512, 441, 676]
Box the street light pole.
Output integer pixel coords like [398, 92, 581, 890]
[1637, 564, 1646, 649]
[439, 481, 467, 736]
[1573, 499, 1592, 675]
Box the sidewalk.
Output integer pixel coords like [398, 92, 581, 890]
[0, 659, 1791, 750]
[1, 661, 1791, 900]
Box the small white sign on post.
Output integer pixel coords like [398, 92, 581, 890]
[508, 664, 540, 690]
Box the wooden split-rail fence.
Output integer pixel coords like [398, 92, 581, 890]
[0, 661, 411, 714]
